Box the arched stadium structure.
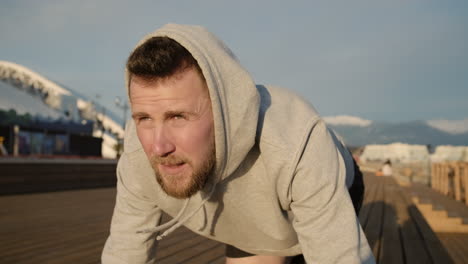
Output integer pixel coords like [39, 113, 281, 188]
[0, 60, 124, 158]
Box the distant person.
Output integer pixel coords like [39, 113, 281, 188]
[382, 160, 393, 177]
[102, 24, 374, 264]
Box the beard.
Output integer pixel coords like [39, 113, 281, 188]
[150, 144, 216, 199]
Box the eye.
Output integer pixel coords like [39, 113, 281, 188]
[133, 115, 152, 125]
[140, 116, 151, 121]
[168, 113, 188, 127]
[168, 112, 187, 120]
[172, 114, 185, 120]
[133, 115, 154, 129]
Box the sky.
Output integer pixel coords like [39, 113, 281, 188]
[1, 0, 467, 123]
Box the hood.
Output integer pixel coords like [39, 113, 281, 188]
[126, 23, 260, 186]
[126, 24, 260, 240]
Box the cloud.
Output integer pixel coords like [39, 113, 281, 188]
[323, 115, 372, 127]
[427, 119, 468, 134]
[1, 1, 467, 122]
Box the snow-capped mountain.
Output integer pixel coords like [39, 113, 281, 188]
[324, 115, 468, 147]
[323, 115, 372, 127]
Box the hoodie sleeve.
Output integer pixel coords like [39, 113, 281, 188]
[290, 120, 375, 264]
[102, 153, 162, 264]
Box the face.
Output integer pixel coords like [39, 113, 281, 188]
[130, 67, 216, 199]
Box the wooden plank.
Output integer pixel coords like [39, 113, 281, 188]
[454, 164, 462, 201]
[435, 163, 441, 193]
[463, 163, 468, 205]
[393, 183, 432, 263]
[1, 172, 462, 264]
[444, 164, 450, 196]
[412, 181, 468, 222]
[0, 188, 115, 264]
[359, 173, 379, 229]
[378, 178, 404, 264]
[156, 235, 211, 262]
[153, 215, 225, 263]
[398, 184, 455, 264]
[363, 175, 385, 260]
[432, 163, 437, 192]
[437, 232, 468, 264]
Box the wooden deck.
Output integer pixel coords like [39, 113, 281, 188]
[0, 172, 466, 263]
[359, 174, 455, 263]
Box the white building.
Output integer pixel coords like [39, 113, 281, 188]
[430, 145, 468, 162]
[360, 143, 430, 163]
[0, 60, 124, 158]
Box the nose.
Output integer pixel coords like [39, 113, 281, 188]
[152, 126, 175, 157]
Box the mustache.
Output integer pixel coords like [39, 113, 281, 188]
[150, 155, 188, 166]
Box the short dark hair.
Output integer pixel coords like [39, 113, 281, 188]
[127, 36, 203, 81]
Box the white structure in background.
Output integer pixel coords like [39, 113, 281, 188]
[431, 145, 468, 162]
[93, 112, 123, 158]
[360, 143, 430, 163]
[0, 60, 124, 158]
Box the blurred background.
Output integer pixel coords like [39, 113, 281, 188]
[0, 1, 467, 263]
[1, 0, 467, 160]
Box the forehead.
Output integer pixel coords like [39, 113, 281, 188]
[129, 70, 213, 119]
[129, 68, 209, 101]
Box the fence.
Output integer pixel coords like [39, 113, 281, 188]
[432, 162, 468, 205]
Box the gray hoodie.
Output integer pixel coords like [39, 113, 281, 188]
[102, 24, 375, 264]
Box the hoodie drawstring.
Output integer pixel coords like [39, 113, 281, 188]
[137, 183, 217, 240]
[136, 198, 189, 234]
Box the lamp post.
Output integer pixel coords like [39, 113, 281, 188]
[114, 96, 128, 157]
[115, 96, 129, 130]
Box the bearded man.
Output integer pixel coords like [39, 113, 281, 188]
[102, 24, 374, 264]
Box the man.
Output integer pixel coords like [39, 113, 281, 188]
[102, 24, 374, 264]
